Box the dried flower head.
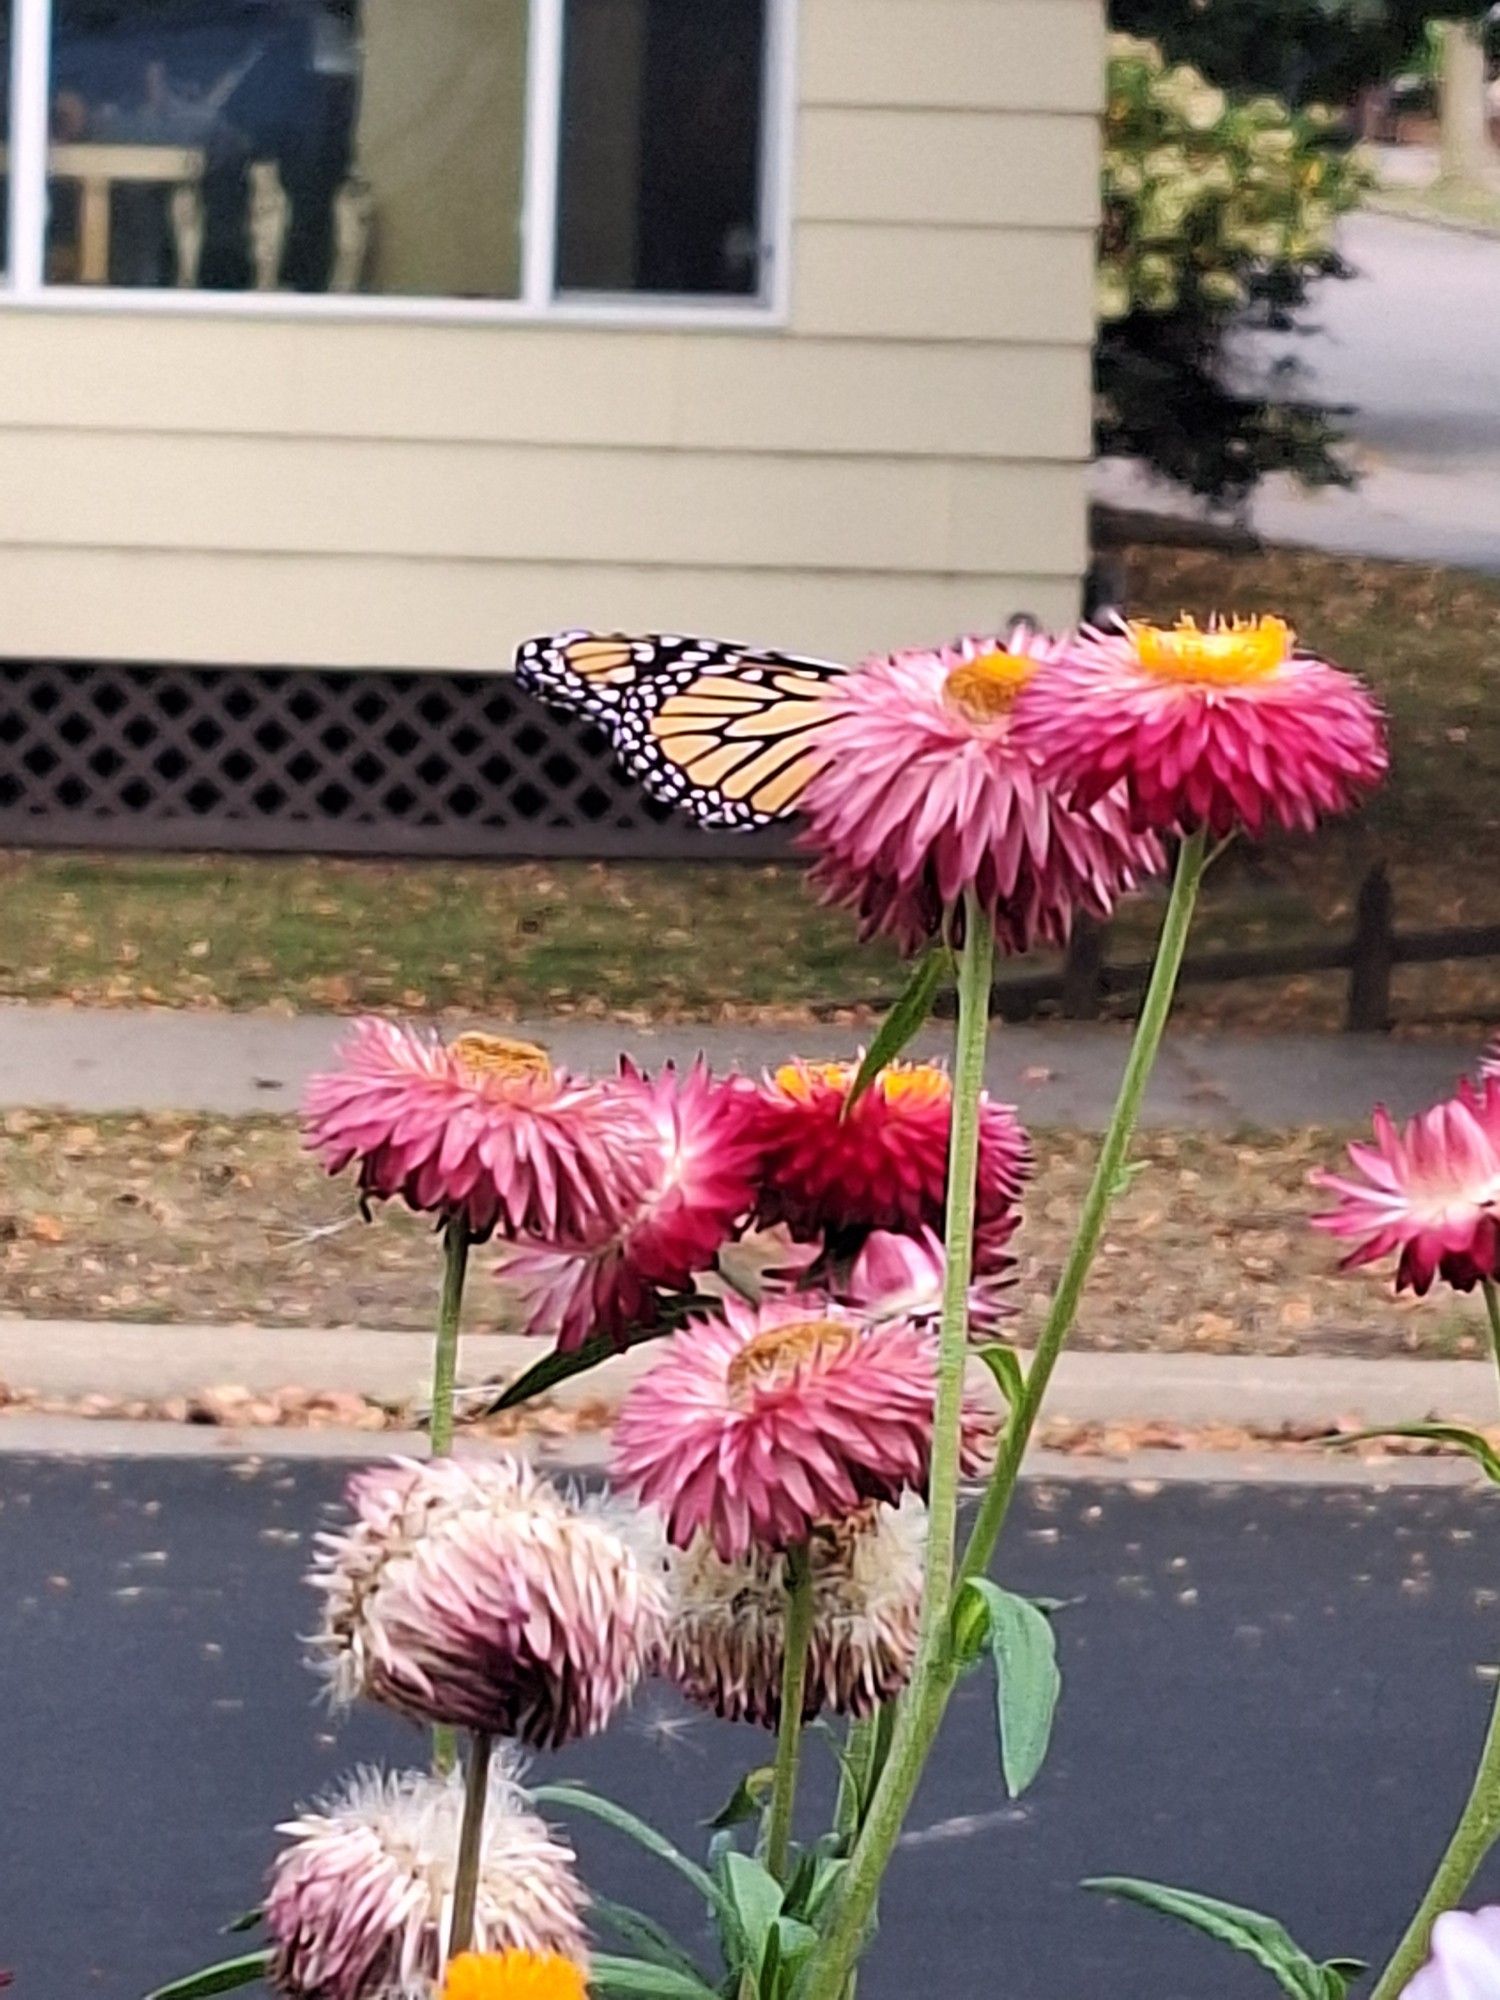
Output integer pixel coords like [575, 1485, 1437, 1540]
[1311, 1079, 1500, 1296]
[663, 1496, 926, 1726]
[265, 1762, 587, 2000]
[493, 1063, 762, 1349]
[612, 1296, 995, 1559]
[309, 1455, 666, 1747]
[752, 1056, 1031, 1246]
[301, 1018, 656, 1242]
[443, 1951, 589, 2000]
[1015, 614, 1387, 838]
[798, 626, 1163, 952]
[839, 1225, 1014, 1334]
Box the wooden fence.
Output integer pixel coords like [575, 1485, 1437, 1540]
[986, 867, 1500, 1033]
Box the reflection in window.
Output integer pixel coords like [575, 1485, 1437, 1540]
[556, 0, 767, 297]
[45, 0, 529, 295]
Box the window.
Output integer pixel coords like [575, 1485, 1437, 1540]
[1, 0, 786, 314]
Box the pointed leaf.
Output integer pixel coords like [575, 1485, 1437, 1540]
[143, 1952, 272, 1999]
[588, 1954, 723, 2000]
[531, 1785, 739, 1940]
[1083, 1878, 1344, 2000]
[956, 1578, 1061, 1797]
[589, 1898, 711, 1985]
[721, 1851, 785, 1967]
[219, 1909, 263, 1937]
[845, 947, 952, 1113]
[975, 1344, 1025, 1410]
[703, 1767, 775, 1831]
[1323, 1423, 1500, 1483]
[468, 1321, 673, 1417]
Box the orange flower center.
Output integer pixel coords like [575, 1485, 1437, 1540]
[772, 1059, 949, 1111]
[942, 648, 1037, 722]
[774, 1060, 853, 1100]
[727, 1317, 862, 1399]
[443, 1951, 587, 2000]
[451, 1033, 554, 1089]
[1130, 615, 1292, 686]
[876, 1062, 951, 1109]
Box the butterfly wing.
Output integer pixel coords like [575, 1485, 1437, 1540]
[513, 629, 675, 723]
[614, 642, 848, 830]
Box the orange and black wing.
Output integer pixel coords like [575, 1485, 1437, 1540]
[513, 629, 684, 724]
[614, 643, 848, 830]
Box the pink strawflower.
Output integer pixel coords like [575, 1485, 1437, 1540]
[799, 626, 1164, 952]
[1311, 1079, 1500, 1295]
[1483, 1038, 1499, 1080]
[1400, 1908, 1500, 2000]
[840, 1225, 1015, 1333]
[612, 1296, 996, 1559]
[1015, 614, 1388, 839]
[309, 1455, 666, 1747]
[301, 1019, 655, 1243]
[752, 1056, 1031, 1244]
[492, 1063, 762, 1350]
[265, 1762, 587, 2000]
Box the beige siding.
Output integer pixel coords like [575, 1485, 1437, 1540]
[0, 0, 1102, 669]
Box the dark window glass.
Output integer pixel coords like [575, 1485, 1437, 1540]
[555, 0, 767, 297]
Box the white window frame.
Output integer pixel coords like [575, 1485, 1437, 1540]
[3, 0, 796, 327]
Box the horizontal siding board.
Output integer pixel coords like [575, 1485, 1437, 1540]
[0, 431, 1082, 575]
[949, 461, 1089, 573]
[794, 223, 1096, 342]
[0, 314, 1086, 458]
[798, 108, 1099, 230]
[802, 0, 1103, 113]
[0, 546, 1080, 670]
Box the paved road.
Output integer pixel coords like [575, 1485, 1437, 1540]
[0, 1002, 1480, 1131]
[1098, 210, 1500, 571]
[5, 1457, 1500, 1999]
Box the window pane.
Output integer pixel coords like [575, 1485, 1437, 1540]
[556, 0, 767, 297]
[46, 0, 528, 296]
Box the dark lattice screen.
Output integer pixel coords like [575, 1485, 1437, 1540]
[0, 660, 789, 860]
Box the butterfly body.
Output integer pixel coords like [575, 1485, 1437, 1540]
[514, 629, 849, 829]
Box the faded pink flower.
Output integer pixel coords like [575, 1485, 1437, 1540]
[663, 1497, 926, 1727]
[1311, 1079, 1500, 1295]
[1400, 1907, 1500, 2000]
[798, 626, 1163, 953]
[612, 1297, 995, 1559]
[1483, 1038, 1499, 1081]
[301, 1019, 655, 1243]
[840, 1225, 1014, 1334]
[1015, 614, 1388, 839]
[265, 1762, 587, 2000]
[752, 1056, 1031, 1245]
[309, 1455, 666, 1748]
[492, 1063, 762, 1349]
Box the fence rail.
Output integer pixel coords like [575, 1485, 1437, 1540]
[985, 867, 1500, 1033]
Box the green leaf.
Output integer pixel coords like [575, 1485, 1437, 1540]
[703, 1767, 774, 1831]
[956, 1578, 1061, 1797]
[589, 1898, 711, 1985]
[845, 946, 953, 1113]
[765, 1916, 819, 1999]
[219, 1909, 263, 1937]
[1323, 1423, 1500, 1483]
[1083, 1879, 1359, 2000]
[143, 1951, 272, 1999]
[470, 1321, 673, 1417]
[531, 1785, 739, 1941]
[721, 1851, 785, 1967]
[588, 1954, 723, 2000]
[975, 1344, 1025, 1410]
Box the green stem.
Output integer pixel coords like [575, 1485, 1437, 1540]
[447, 1730, 493, 1964]
[835, 1715, 876, 1844]
[766, 1542, 815, 1883]
[959, 825, 1208, 1585]
[801, 832, 1208, 2000]
[429, 1216, 470, 1776]
[1483, 1280, 1500, 1408]
[1368, 1684, 1500, 2000]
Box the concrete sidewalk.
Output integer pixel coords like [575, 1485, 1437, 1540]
[0, 1002, 1481, 1130]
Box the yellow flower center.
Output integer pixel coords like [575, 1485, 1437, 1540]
[774, 1060, 853, 1101]
[443, 1952, 588, 2000]
[942, 648, 1037, 722]
[451, 1033, 554, 1089]
[772, 1059, 949, 1110]
[727, 1317, 862, 1400]
[875, 1062, 951, 1109]
[1130, 615, 1292, 686]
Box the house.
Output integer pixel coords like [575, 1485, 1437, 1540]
[0, 0, 1101, 858]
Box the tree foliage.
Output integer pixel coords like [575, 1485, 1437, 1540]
[1096, 35, 1371, 503]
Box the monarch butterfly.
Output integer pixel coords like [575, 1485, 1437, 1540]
[513, 629, 849, 830]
